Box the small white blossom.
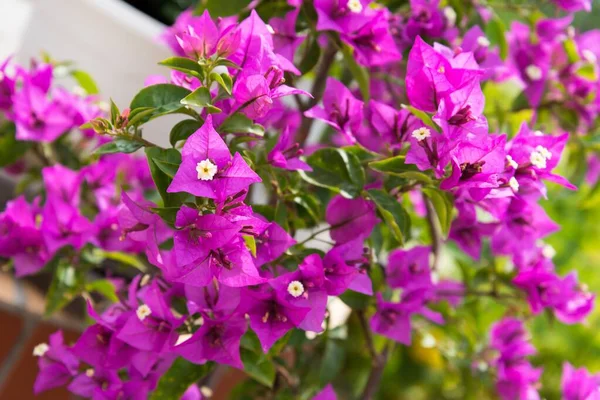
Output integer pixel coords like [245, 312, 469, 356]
[533, 130, 544, 136]
[200, 387, 214, 398]
[530, 151, 547, 169]
[535, 145, 552, 160]
[136, 304, 152, 321]
[287, 280, 305, 298]
[509, 177, 519, 192]
[347, 0, 363, 13]
[196, 159, 218, 181]
[582, 49, 597, 64]
[506, 155, 518, 169]
[542, 244, 556, 259]
[411, 127, 431, 141]
[477, 36, 491, 48]
[525, 65, 542, 81]
[477, 361, 489, 372]
[265, 24, 275, 34]
[567, 26, 575, 38]
[421, 333, 437, 348]
[33, 343, 49, 357]
[443, 7, 457, 27]
[86, 368, 95, 377]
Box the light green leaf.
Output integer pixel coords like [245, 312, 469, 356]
[422, 187, 454, 237]
[367, 189, 411, 244]
[85, 279, 118, 302]
[341, 44, 370, 101]
[150, 358, 214, 400]
[158, 57, 205, 79]
[71, 70, 100, 95]
[210, 72, 233, 95]
[45, 261, 84, 317]
[243, 235, 257, 257]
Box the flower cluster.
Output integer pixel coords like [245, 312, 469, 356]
[0, 0, 598, 399]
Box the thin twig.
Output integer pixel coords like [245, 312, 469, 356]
[360, 342, 393, 400]
[357, 311, 378, 363]
[424, 198, 443, 271]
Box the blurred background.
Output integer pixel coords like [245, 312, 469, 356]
[1, 0, 600, 399]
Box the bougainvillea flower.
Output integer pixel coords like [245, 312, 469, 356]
[185, 283, 241, 318]
[71, 323, 136, 371]
[41, 197, 93, 254]
[68, 368, 123, 399]
[254, 221, 297, 267]
[323, 237, 372, 296]
[175, 10, 219, 59]
[313, 384, 338, 400]
[370, 294, 413, 344]
[240, 287, 310, 352]
[313, 0, 372, 33]
[168, 115, 261, 201]
[362, 100, 422, 151]
[119, 192, 171, 246]
[33, 331, 79, 394]
[271, 254, 328, 332]
[386, 246, 432, 290]
[174, 315, 246, 369]
[325, 195, 378, 244]
[304, 78, 364, 143]
[42, 164, 82, 205]
[269, 9, 306, 62]
[449, 201, 496, 259]
[553, 0, 591, 12]
[268, 127, 311, 171]
[174, 206, 240, 268]
[561, 362, 600, 400]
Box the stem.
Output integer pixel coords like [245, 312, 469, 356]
[424, 198, 443, 271]
[357, 311, 378, 362]
[435, 289, 519, 300]
[360, 342, 392, 400]
[295, 42, 337, 145]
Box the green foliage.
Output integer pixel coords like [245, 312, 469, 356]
[94, 138, 143, 155]
[0, 123, 30, 167]
[145, 147, 185, 207]
[45, 259, 84, 317]
[299, 148, 365, 198]
[129, 84, 193, 125]
[150, 358, 214, 400]
[220, 113, 266, 136]
[367, 189, 411, 245]
[170, 119, 203, 147]
[196, 0, 253, 17]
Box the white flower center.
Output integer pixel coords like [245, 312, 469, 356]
[529, 151, 547, 169]
[477, 36, 491, 48]
[287, 280, 305, 298]
[509, 177, 519, 192]
[196, 159, 218, 181]
[86, 368, 95, 377]
[437, 65, 446, 74]
[533, 130, 544, 136]
[200, 387, 214, 398]
[33, 343, 49, 357]
[265, 24, 275, 34]
[443, 7, 457, 27]
[136, 304, 152, 321]
[582, 49, 597, 64]
[525, 65, 542, 81]
[542, 244, 556, 259]
[347, 0, 363, 13]
[411, 127, 431, 141]
[506, 155, 518, 169]
[535, 145, 552, 160]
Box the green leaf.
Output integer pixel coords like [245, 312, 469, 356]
[196, 0, 253, 17]
[369, 155, 433, 184]
[170, 119, 203, 147]
[338, 291, 371, 310]
[85, 279, 118, 302]
[241, 348, 276, 388]
[145, 147, 185, 207]
[93, 138, 143, 155]
[299, 36, 321, 74]
[575, 63, 597, 81]
[422, 187, 454, 237]
[319, 339, 345, 385]
[150, 358, 214, 400]
[181, 87, 221, 113]
[299, 148, 365, 198]
[210, 72, 233, 95]
[367, 189, 411, 244]
[563, 38, 580, 64]
[130, 84, 192, 125]
[101, 250, 148, 272]
[243, 235, 257, 257]
[71, 70, 99, 95]
[343, 145, 380, 163]
[158, 57, 205, 79]
[0, 123, 30, 167]
[341, 44, 370, 101]
[402, 104, 439, 131]
[485, 17, 508, 60]
[220, 113, 266, 136]
[109, 99, 120, 125]
[45, 261, 84, 317]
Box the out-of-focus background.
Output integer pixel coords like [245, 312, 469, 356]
[1, 1, 600, 399]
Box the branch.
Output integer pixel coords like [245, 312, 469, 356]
[295, 42, 337, 145]
[360, 342, 392, 400]
[424, 198, 443, 271]
[357, 311, 378, 362]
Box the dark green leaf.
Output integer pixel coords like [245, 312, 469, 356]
[485, 17, 508, 60]
[196, 0, 253, 16]
[71, 70, 99, 95]
[367, 189, 411, 244]
[299, 36, 321, 74]
[146, 147, 185, 207]
[94, 138, 143, 155]
[181, 87, 221, 114]
[369, 155, 433, 184]
[158, 57, 205, 79]
[0, 123, 30, 167]
[220, 113, 266, 136]
[299, 148, 365, 198]
[170, 119, 203, 147]
[241, 348, 276, 388]
[109, 99, 120, 125]
[338, 291, 371, 310]
[422, 187, 454, 237]
[150, 358, 214, 400]
[319, 339, 345, 385]
[130, 84, 192, 125]
[343, 145, 380, 163]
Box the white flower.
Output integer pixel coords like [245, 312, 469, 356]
[33, 343, 49, 357]
[535, 145, 552, 160]
[582, 49, 597, 64]
[86, 368, 95, 377]
[176, 333, 192, 345]
[525, 65, 542, 81]
[136, 304, 152, 321]
[542, 244, 556, 259]
[200, 386, 214, 398]
[347, 0, 363, 13]
[420, 333, 437, 348]
[509, 177, 519, 192]
[533, 130, 544, 136]
[477, 36, 491, 48]
[411, 127, 431, 141]
[530, 151, 547, 169]
[443, 7, 457, 27]
[506, 155, 518, 169]
[196, 159, 218, 181]
[287, 280, 305, 298]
